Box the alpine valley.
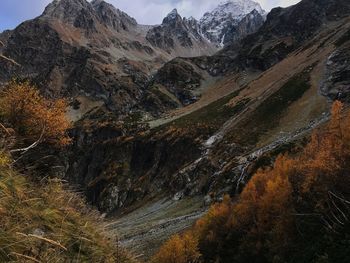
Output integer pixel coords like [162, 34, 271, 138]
[0, 0, 350, 262]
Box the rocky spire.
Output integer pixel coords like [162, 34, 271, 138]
[91, 0, 137, 31]
[162, 8, 183, 25]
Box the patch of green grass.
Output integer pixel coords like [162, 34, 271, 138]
[150, 86, 177, 105]
[168, 89, 246, 133]
[226, 68, 312, 146]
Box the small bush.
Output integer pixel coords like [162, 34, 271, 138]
[0, 81, 71, 147]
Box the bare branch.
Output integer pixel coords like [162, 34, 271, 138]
[329, 192, 349, 222]
[0, 54, 21, 67]
[290, 213, 321, 217]
[329, 191, 350, 205]
[10, 127, 45, 154]
[10, 252, 41, 263]
[321, 217, 336, 232]
[329, 209, 344, 226]
[28, 234, 68, 251]
[0, 122, 11, 136]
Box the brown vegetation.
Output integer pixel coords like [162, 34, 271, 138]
[0, 153, 134, 262]
[0, 81, 71, 147]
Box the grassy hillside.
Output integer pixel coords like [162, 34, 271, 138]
[0, 82, 136, 262]
[0, 152, 135, 262]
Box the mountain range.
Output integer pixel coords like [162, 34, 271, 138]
[0, 0, 265, 114]
[1, 0, 350, 261]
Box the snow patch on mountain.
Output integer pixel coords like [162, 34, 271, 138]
[199, 0, 266, 46]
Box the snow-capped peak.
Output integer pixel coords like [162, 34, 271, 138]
[201, 0, 264, 24]
[199, 0, 266, 46]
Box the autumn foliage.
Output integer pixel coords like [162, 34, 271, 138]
[152, 233, 201, 263]
[0, 81, 71, 146]
[155, 101, 350, 262]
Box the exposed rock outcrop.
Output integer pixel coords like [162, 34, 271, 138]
[322, 41, 350, 100]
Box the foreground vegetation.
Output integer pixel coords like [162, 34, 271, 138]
[153, 101, 350, 263]
[0, 160, 133, 262]
[0, 82, 134, 262]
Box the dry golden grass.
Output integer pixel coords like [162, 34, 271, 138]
[0, 152, 136, 263]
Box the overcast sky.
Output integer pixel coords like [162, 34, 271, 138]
[0, 0, 301, 32]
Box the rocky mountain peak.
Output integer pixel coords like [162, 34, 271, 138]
[215, 0, 264, 18]
[199, 0, 266, 46]
[167, 9, 179, 18]
[162, 8, 182, 25]
[42, 0, 93, 20]
[91, 0, 137, 31]
[42, 0, 98, 32]
[146, 8, 216, 54]
[42, 0, 138, 32]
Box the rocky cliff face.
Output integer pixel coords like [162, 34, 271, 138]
[67, 119, 203, 212]
[146, 9, 216, 56]
[91, 0, 137, 31]
[1, 0, 151, 107]
[322, 40, 350, 101]
[42, 0, 100, 32]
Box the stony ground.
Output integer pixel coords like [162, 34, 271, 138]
[106, 196, 206, 260]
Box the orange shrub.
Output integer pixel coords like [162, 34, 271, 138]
[152, 233, 201, 263]
[0, 81, 71, 146]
